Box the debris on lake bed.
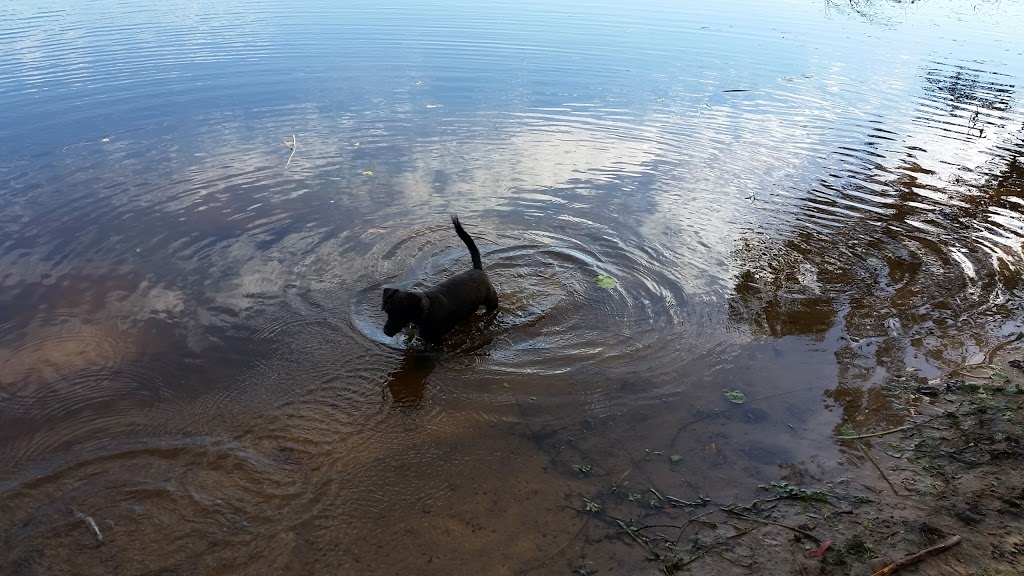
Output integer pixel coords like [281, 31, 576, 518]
[69, 507, 104, 546]
[536, 346, 1024, 575]
[723, 388, 746, 404]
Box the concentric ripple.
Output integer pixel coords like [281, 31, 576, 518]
[349, 216, 730, 391]
[2, 0, 1024, 574]
[0, 314, 125, 403]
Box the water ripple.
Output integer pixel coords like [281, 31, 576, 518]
[346, 214, 733, 409]
[1, 0, 1024, 573]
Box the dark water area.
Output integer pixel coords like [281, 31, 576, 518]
[2, 0, 1024, 573]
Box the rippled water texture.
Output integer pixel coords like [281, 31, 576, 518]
[2, 0, 1024, 573]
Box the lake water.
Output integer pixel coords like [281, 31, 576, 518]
[2, 0, 1023, 573]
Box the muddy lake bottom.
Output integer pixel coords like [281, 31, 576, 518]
[5, 340, 1024, 576]
[4, 0, 1024, 574]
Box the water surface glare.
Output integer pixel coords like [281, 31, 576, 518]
[2, 0, 1024, 573]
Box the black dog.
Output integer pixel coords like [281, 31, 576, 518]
[382, 216, 498, 345]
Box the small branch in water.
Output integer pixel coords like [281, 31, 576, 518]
[836, 423, 918, 440]
[869, 535, 961, 576]
[837, 404, 962, 441]
[634, 522, 688, 532]
[843, 419, 901, 497]
[609, 466, 632, 492]
[614, 519, 659, 560]
[69, 507, 104, 545]
[721, 507, 821, 544]
[666, 494, 710, 507]
[285, 134, 297, 169]
[670, 509, 717, 544]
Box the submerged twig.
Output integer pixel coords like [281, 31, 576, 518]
[721, 507, 821, 544]
[835, 409, 951, 440]
[841, 418, 900, 496]
[836, 424, 918, 440]
[69, 507, 104, 545]
[663, 550, 707, 571]
[615, 519, 659, 560]
[855, 438, 900, 496]
[610, 466, 632, 492]
[718, 549, 754, 567]
[869, 535, 961, 576]
[672, 509, 718, 544]
[666, 494, 710, 507]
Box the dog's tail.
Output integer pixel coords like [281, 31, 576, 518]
[451, 214, 483, 270]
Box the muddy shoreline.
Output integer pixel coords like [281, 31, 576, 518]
[534, 343, 1024, 576]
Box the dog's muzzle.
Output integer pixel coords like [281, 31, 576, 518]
[382, 319, 403, 337]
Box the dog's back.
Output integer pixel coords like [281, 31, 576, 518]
[416, 217, 498, 342]
[381, 215, 499, 344]
[418, 269, 493, 341]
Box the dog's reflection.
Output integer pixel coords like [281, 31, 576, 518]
[384, 351, 438, 408]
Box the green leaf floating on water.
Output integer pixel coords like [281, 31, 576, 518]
[723, 389, 746, 404]
[596, 274, 617, 288]
[670, 454, 682, 463]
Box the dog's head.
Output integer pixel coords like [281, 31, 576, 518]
[381, 287, 430, 337]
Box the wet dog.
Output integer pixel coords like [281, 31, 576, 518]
[382, 215, 498, 345]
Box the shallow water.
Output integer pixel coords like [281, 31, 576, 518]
[2, 0, 1024, 573]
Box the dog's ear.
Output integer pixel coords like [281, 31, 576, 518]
[382, 287, 399, 310]
[419, 293, 430, 316]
